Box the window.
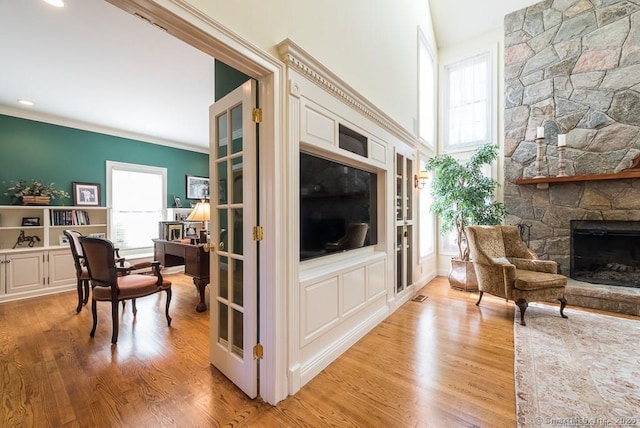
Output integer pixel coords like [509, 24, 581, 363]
[418, 28, 436, 148]
[106, 161, 167, 254]
[443, 50, 494, 150]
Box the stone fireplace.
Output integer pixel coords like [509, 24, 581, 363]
[503, 1, 640, 315]
[571, 220, 640, 287]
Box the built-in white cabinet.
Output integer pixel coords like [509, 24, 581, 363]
[0, 205, 110, 302]
[2, 251, 45, 295]
[395, 152, 414, 295]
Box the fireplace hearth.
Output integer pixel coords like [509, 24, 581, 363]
[571, 220, 640, 288]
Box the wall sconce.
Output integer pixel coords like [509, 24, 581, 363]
[414, 171, 428, 189]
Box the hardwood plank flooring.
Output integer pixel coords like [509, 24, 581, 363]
[1, 275, 521, 427]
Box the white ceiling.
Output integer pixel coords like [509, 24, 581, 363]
[429, 0, 542, 48]
[1, 0, 543, 152]
[0, 0, 214, 151]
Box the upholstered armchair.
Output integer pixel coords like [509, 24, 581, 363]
[325, 223, 369, 252]
[466, 225, 568, 326]
[79, 236, 172, 344]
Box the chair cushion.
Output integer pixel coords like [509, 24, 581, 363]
[93, 275, 170, 301]
[514, 269, 567, 291]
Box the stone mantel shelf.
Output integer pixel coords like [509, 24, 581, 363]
[516, 170, 640, 186]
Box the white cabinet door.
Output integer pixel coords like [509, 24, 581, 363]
[48, 249, 76, 287]
[0, 260, 5, 295]
[5, 252, 44, 294]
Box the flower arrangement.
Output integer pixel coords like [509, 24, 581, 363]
[4, 179, 70, 205]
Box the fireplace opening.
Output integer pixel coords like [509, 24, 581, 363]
[570, 220, 640, 288]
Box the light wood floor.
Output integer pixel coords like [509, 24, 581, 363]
[1, 275, 521, 427]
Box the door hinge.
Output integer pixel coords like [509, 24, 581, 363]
[252, 226, 264, 241]
[252, 108, 262, 123]
[253, 343, 263, 360]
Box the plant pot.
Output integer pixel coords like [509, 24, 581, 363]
[22, 196, 51, 205]
[448, 258, 478, 292]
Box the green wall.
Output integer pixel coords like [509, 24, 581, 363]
[215, 60, 251, 102]
[0, 114, 208, 206]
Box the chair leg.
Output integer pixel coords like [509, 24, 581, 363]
[90, 299, 98, 337]
[516, 298, 528, 326]
[475, 291, 484, 306]
[111, 300, 120, 344]
[165, 289, 172, 326]
[132, 299, 137, 316]
[76, 279, 83, 313]
[559, 297, 568, 319]
[83, 280, 90, 305]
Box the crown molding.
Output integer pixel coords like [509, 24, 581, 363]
[277, 39, 417, 146]
[0, 106, 208, 154]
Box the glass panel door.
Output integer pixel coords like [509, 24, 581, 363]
[209, 80, 258, 398]
[395, 151, 414, 294]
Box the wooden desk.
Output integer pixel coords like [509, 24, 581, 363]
[153, 239, 210, 312]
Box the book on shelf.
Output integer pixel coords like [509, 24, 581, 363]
[50, 209, 91, 226]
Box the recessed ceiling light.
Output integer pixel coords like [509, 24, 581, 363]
[43, 0, 65, 7]
[17, 99, 34, 106]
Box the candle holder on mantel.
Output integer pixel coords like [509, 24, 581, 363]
[556, 145, 567, 177]
[534, 136, 546, 178]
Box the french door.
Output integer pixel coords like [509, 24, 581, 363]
[209, 79, 259, 398]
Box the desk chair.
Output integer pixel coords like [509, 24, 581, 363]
[79, 236, 172, 344]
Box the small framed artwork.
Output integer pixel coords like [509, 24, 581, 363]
[59, 234, 70, 245]
[73, 182, 101, 206]
[168, 224, 183, 241]
[174, 196, 182, 208]
[88, 232, 106, 239]
[186, 175, 209, 200]
[21, 217, 41, 227]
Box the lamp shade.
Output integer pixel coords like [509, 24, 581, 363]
[186, 201, 210, 222]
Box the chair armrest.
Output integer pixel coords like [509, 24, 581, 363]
[509, 257, 558, 274]
[490, 257, 514, 267]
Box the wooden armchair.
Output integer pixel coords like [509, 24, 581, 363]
[79, 236, 172, 344]
[466, 225, 568, 326]
[64, 230, 91, 313]
[65, 230, 156, 313]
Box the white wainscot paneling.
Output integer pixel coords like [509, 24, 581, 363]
[367, 259, 386, 299]
[342, 266, 366, 316]
[301, 100, 336, 147]
[369, 138, 386, 165]
[303, 277, 339, 341]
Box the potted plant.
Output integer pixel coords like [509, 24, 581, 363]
[425, 143, 506, 291]
[4, 179, 70, 205]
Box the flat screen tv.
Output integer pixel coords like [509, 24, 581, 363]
[300, 152, 377, 261]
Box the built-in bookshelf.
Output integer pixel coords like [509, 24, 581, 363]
[0, 205, 110, 302]
[0, 205, 109, 251]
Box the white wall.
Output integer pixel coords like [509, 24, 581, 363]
[182, 0, 431, 136]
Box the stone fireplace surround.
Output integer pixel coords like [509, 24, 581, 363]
[503, 0, 640, 315]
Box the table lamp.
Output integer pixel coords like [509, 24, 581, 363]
[187, 200, 210, 243]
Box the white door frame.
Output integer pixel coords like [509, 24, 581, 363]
[106, 0, 288, 405]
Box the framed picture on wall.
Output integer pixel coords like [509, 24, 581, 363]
[186, 175, 209, 200]
[72, 182, 101, 206]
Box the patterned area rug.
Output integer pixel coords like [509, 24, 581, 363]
[515, 304, 640, 427]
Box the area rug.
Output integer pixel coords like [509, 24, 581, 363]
[514, 304, 640, 427]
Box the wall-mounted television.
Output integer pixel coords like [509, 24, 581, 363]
[300, 152, 377, 261]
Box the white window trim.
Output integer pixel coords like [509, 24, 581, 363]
[106, 160, 167, 253]
[441, 45, 497, 153]
[418, 27, 436, 150]
[418, 151, 435, 261]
